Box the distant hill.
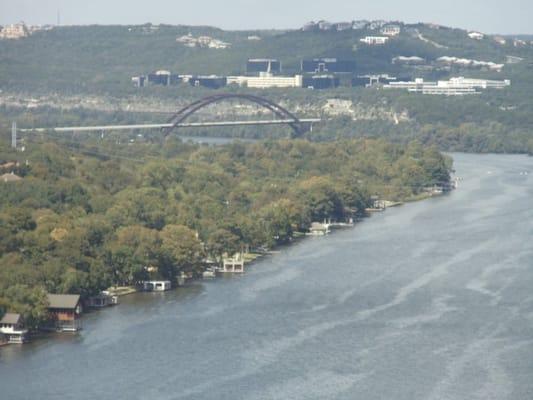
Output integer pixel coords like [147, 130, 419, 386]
[0, 21, 532, 154]
[0, 21, 531, 93]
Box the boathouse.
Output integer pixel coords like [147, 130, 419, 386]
[309, 222, 330, 236]
[46, 294, 83, 332]
[222, 253, 245, 273]
[0, 313, 28, 344]
[86, 292, 119, 308]
[142, 280, 172, 292]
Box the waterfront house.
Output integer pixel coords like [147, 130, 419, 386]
[86, 292, 119, 308]
[46, 294, 83, 332]
[142, 280, 172, 292]
[222, 253, 245, 273]
[309, 222, 330, 236]
[0, 313, 28, 344]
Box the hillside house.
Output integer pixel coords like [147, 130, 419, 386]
[1, 172, 22, 183]
[360, 36, 389, 45]
[0, 23, 29, 39]
[468, 31, 485, 40]
[381, 25, 401, 36]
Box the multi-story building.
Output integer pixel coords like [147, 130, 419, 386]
[301, 58, 357, 73]
[246, 59, 282, 74]
[0, 23, 29, 39]
[353, 74, 399, 87]
[368, 20, 387, 30]
[447, 77, 511, 89]
[302, 75, 340, 89]
[227, 72, 303, 89]
[188, 75, 227, 89]
[336, 22, 353, 31]
[147, 70, 172, 86]
[360, 36, 389, 45]
[384, 77, 510, 95]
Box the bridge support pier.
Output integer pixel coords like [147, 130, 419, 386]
[11, 121, 17, 149]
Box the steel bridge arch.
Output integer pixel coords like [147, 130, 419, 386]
[162, 94, 304, 138]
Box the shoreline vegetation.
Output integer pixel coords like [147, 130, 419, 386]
[0, 136, 452, 341]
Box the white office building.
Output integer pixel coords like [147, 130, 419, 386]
[447, 77, 511, 89]
[227, 72, 303, 89]
[360, 36, 389, 45]
[384, 77, 510, 95]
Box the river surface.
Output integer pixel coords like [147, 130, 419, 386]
[1, 153, 532, 400]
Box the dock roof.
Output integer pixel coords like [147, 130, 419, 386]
[47, 294, 81, 310]
[0, 313, 22, 325]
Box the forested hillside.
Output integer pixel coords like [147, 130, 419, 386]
[0, 136, 451, 326]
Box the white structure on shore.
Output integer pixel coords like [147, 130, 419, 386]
[143, 281, 172, 292]
[0, 313, 28, 344]
[227, 72, 303, 89]
[360, 36, 389, 45]
[384, 77, 510, 95]
[222, 253, 245, 273]
[308, 222, 331, 236]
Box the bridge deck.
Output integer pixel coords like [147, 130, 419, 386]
[19, 119, 321, 133]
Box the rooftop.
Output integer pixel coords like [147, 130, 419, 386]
[47, 294, 81, 309]
[0, 313, 22, 325]
[1, 172, 22, 182]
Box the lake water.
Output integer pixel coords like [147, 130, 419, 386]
[1, 153, 532, 400]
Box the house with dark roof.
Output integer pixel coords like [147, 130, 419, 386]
[46, 294, 83, 332]
[0, 313, 28, 343]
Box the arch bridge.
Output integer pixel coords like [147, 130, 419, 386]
[163, 94, 313, 138]
[14, 95, 320, 144]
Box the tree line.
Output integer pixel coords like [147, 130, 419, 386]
[0, 137, 452, 327]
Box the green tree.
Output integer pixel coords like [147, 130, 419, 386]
[159, 225, 204, 278]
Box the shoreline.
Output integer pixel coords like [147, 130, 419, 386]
[0, 190, 454, 349]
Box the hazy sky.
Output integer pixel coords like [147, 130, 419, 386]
[1, 0, 531, 34]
